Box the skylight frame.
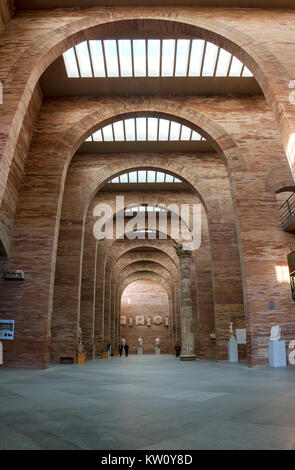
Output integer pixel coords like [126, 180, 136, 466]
[63, 38, 254, 79]
[109, 170, 184, 184]
[86, 117, 208, 143]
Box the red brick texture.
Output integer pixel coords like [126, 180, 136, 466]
[1, 8, 295, 368]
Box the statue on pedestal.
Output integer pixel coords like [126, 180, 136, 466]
[78, 327, 83, 352]
[138, 337, 143, 347]
[229, 322, 235, 338]
[155, 337, 160, 347]
[270, 325, 281, 341]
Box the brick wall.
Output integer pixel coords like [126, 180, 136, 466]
[121, 279, 170, 355]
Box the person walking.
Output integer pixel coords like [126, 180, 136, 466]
[175, 342, 181, 357]
[124, 343, 129, 357]
[118, 343, 123, 357]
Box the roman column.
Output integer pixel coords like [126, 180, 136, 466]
[175, 244, 196, 361]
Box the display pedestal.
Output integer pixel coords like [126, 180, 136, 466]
[102, 351, 109, 359]
[180, 355, 196, 361]
[268, 340, 286, 367]
[137, 348, 143, 355]
[155, 347, 161, 355]
[77, 352, 86, 364]
[228, 337, 238, 363]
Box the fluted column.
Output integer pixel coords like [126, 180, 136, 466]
[175, 245, 196, 361]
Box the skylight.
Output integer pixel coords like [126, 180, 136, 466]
[125, 205, 167, 214]
[86, 117, 205, 142]
[109, 170, 182, 184]
[63, 39, 253, 78]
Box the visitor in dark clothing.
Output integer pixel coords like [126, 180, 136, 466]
[124, 343, 129, 357]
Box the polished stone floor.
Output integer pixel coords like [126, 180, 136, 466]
[1, 355, 295, 450]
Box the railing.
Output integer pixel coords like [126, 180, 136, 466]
[279, 193, 295, 226]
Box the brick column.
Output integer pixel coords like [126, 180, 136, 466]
[175, 244, 196, 361]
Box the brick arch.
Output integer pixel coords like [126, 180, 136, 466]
[121, 272, 171, 295]
[113, 252, 179, 281]
[119, 261, 174, 285]
[265, 164, 295, 194]
[106, 240, 179, 270]
[2, 12, 291, 214]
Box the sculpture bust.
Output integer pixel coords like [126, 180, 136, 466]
[229, 322, 234, 338]
[138, 337, 143, 347]
[155, 337, 160, 347]
[270, 325, 281, 341]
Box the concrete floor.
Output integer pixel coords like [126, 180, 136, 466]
[1, 355, 295, 450]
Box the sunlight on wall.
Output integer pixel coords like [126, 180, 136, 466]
[275, 265, 290, 283]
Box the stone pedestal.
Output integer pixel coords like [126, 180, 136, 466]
[175, 245, 196, 361]
[155, 347, 161, 355]
[268, 340, 286, 367]
[228, 337, 238, 363]
[137, 347, 143, 355]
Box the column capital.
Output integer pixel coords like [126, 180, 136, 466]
[175, 244, 192, 259]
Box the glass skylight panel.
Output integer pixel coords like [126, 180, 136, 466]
[188, 40, 205, 77]
[124, 119, 136, 141]
[175, 40, 190, 76]
[158, 119, 170, 141]
[169, 122, 181, 140]
[138, 205, 145, 211]
[118, 40, 133, 77]
[180, 125, 192, 141]
[156, 172, 165, 183]
[113, 120, 124, 141]
[161, 40, 175, 77]
[191, 131, 202, 141]
[119, 173, 128, 183]
[148, 118, 158, 140]
[133, 40, 146, 77]
[129, 171, 137, 183]
[103, 40, 119, 77]
[89, 40, 106, 77]
[165, 174, 174, 183]
[136, 118, 147, 141]
[202, 43, 219, 76]
[147, 170, 156, 182]
[92, 129, 103, 141]
[229, 56, 243, 77]
[102, 124, 113, 141]
[85, 135, 92, 141]
[63, 48, 79, 78]
[215, 48, 232, 77]
[64, 39, 254, 81]
[242, 66, 253, 77]
[75, 42, 92, 77]
[148, 40, 161, 77]
[109, 170, 185, 184]
[138, 170, 147, 183]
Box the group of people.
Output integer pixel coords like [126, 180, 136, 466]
[107, 342, 129, 357]
[119, 342, 129, 357]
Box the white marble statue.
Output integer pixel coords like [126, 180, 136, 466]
[138, 337, 143, 347]
[229, 322, 234, 338]
[270, 325, 281, 341]
[78, 327, 83, 346]
[155, 337, 160, 347]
